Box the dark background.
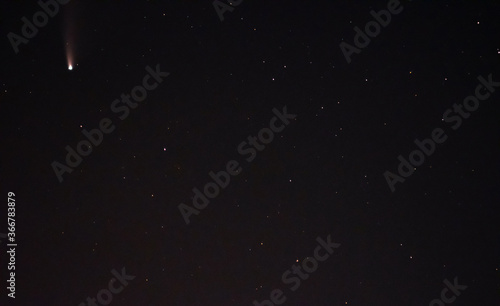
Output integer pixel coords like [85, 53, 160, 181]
[0, 0, 499, 305]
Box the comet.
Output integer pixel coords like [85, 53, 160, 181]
[66, 42, 74, 70]
[63, 2, 76, 71]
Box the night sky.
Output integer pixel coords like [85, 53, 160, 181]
[1, 0, 499, 305]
